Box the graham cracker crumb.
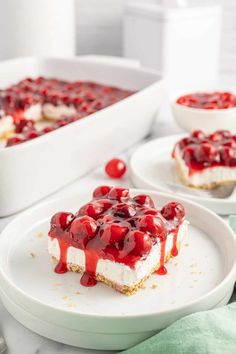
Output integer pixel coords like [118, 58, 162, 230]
[151, 284, 158, 289]
[184, 243, 190, 247]
[36, 232, 44, 238]
[67, 302, 76, 308]
[29, 252, 36, 258]
[62, 296, 71, 301]
[75, 291, 81, 295]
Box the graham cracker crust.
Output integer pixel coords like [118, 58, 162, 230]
[175, 159, 236, 190]
[51, 242, 181, 296]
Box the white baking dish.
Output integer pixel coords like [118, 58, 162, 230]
[0, 56, 164, 217]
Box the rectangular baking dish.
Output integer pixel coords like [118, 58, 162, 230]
[0, 56, 164, 216]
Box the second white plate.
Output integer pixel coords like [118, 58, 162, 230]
[130, 135, 236, 215]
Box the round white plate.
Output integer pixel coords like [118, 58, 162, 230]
[0, 189, 236, 350]
[130, 135, 236, 215]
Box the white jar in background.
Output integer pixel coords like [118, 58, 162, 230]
[0, 0, 75, 59]
[123, 2, 222, 93]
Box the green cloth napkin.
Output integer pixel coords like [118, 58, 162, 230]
[121, 216, 236, 354]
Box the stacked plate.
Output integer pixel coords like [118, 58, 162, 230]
[0, 190, 236, 350]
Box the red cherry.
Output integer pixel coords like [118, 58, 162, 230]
[113, 203, 136, 218]
[221, 92, 235, 103]
[105, 158, 126, 178]
[133, 194, 155, 208]
[94, 199, 113, 212]
[183, 146, 195, 164]
[176, 96, 186, 105]
[70, 216, 97, 241]
[24, 130, 41, 140]
[138, 215, 166, 238]
[108, 187, 129, 201]
[122, 231, 152, 257]
[43, 126, 54, 134]
[100, 223, 129, 244]
[161, 202, 185, 222]
[208, 132, 222, 142]
[223, 140, 236, 148]
[78, 202, 104, 219]
[15, 118, 34, 134]
[50, 212, 74, 230]
[191, 130, 205, 140]
[194, 143, 218, 163]
[92, 186, 112, 198]
[178, 137, 194, 150]
[220, 146, 235, 164]
[215, 130, 232, 139]
[6, 136, 24, 147]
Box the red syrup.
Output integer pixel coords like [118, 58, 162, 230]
[54, 239, 69, 274]
[156, 238, 167, 275]
[171, 231, 179, 257]
[80, 250, 99, 287]
[49, 187, 185, 287]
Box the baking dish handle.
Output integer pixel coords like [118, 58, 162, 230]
[76, 55, 140, 69]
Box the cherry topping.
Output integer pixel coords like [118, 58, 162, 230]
[122, 231, 152, 257]
[24, 130, 41, 140]
[220, 146, 235, 164]
[161, 202, 185, 222]
[93, 185, 111, 198]
[15, 118, 34, 134]
[51, 212, 74, 230]
[138, 215, 166, 239]
[108, 187, 129, 201]
[113, 203, 136, 218]
[6, 136, 24, 147]
[105, 158, 127, 178]
[133, 194, 155, 208]
[191, 130, 205, 140]
[194, 143, 218, 163]
[70, 216, 97, 244]
[100, 223, 129, 244]
[78, 202, 104, 219]
[183, 146, 195, 163]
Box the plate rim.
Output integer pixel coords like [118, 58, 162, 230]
[130, 134, 236, 206]
[0, 188, 236, 320]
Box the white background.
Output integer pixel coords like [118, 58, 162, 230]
[75, 0, 236, 77]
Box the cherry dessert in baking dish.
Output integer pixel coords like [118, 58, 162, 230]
[0, 77, 134, 147]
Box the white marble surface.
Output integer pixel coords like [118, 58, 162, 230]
[0, 102, 234, 353]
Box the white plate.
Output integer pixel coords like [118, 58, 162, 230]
[130, 135, 236, 215]
[0, 189, 236, 350]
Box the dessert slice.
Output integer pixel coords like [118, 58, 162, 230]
[48, 186, 188, 295]
[173, 130, 236, 189]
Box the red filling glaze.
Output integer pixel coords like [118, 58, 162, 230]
[48, 186, 185, 287]
[173, 130, 236, 175]
[0, 77, 134, 147]
[176, 91, 236, 110]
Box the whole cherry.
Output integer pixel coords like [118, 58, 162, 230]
[105, 158, 126, 179]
